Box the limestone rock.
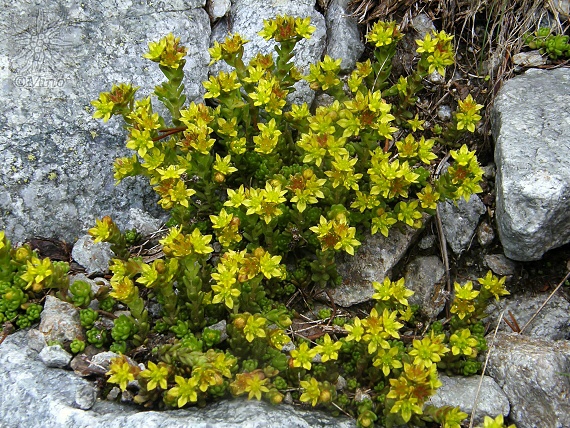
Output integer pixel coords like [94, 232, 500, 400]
[325, 0, 364, 72]
[38, 295, 84, 344]
[71, 235, 114, 275]
[0, 0, 210, 244]
[512, 50, 547, 68]
[492, 68, 570, 261]
[438, 195, 486, 255]
[0, 330, 356, 428]
[476, 221, 495, 247]
[331, 224, 424, 306]
[123, 208, 164, 237]
[39, 345, 73, 368]
[426, 375, 510, 425]
[550, 0, 570, 19]
[75, 382, 98, 410]
[483, 254, 517, 277]
[404, 256, 446, 319]
[485, 332, 570, 428]
[210, 0, 326, 106]
[411, 13, 436, 39]
[486, 293, 570, 340]
[207, 0, 231, 20]
[27, 328, 47, 353]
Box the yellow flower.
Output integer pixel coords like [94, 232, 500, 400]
[243, 314, 267, 342]
[416, 33, 437, 53]
[213, 154, 238, 177]
[259, 251, 283, 279]
[295, 17, 316, 39]
[139, 361, 170, 390]
[20, 257, 53, 290]
[313, 334, 342, 362]
[345, 317, 365, 342]
[167, 375, 199, 407]
[290, 342, 317, 370]
[224, 185, 246, 208]
[211, 264, 240, 309]
[300, 377, 321, 406]
[188, 228, 214, 255]
[233, 371, 270, 400]
[143, 33, 187, 69]
[109, 277, 137, 302]
[107, 356, 139, 391]
[454, 281, 479, 300]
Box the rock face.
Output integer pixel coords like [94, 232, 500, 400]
[331, 224, 423, 306]
[486, 293, 570, 340]
[426, 375, 510, 425]
[71, 235, 114, 275]
[38, 295, 84, 344]
[324, 0, 364, 72]
[485, 332, 570, 428]
[403, 256, 446, 319]
[211, 0, 326, 107]
[438, 195, 486, 255]
[492, 67, 570, 261]
[0, 330, 356, 428]
[0, 0, 210, 244]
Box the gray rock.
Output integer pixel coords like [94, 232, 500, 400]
[512, 50, 547, 68]
[39, 295, 84, 344]
[492, 68, 570, 261]
[325, 0, 364, 72]
[427, 70, 445, 85]
[335, 375, 347, 391]
[486, 293, 570, 340]
[208, 319, 228, 342]
[484, 254, 517, 277]
[0, 330, 356, 428]
[312, 92, 336, 109]
[404, 256, 446, 319]
[436, 104, 452, 121]
[89, 351, 123, 373]
[331, 223, 424, 306]
[75, 383, 97, 410]
[0, 1, 210, 245]
[72, 235, 114, 275]
[124, 208, 164, 237]
[411, 13, 436, 39]
[39, 345, 73, 368]
[418, 233, 436, 250]
[481, 163, 496, 179]
[27, 328, 47, 353]
[476, 221, 495, 247]
[426, 375, 510, 425]
[551, 0, 570, 19]
[211, 0, 326, 106]
[438, 195, 486, 255]
[485, 332, 570, 428]
[207, 0, 231, 20]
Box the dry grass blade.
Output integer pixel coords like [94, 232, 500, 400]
[435, 153, 452, 313]
[468, 309, 506, 428]
[519, 269, 570, 334]
[347, 0, 569, 145]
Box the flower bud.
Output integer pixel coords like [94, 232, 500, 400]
[214, 172, 226, 183]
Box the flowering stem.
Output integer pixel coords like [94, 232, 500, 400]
[153, 126, 187, 142]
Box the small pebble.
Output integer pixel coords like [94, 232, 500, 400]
[477, 222, 495, 247]
[484, 254, 517, 276]
[437, 105, 452, 121]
